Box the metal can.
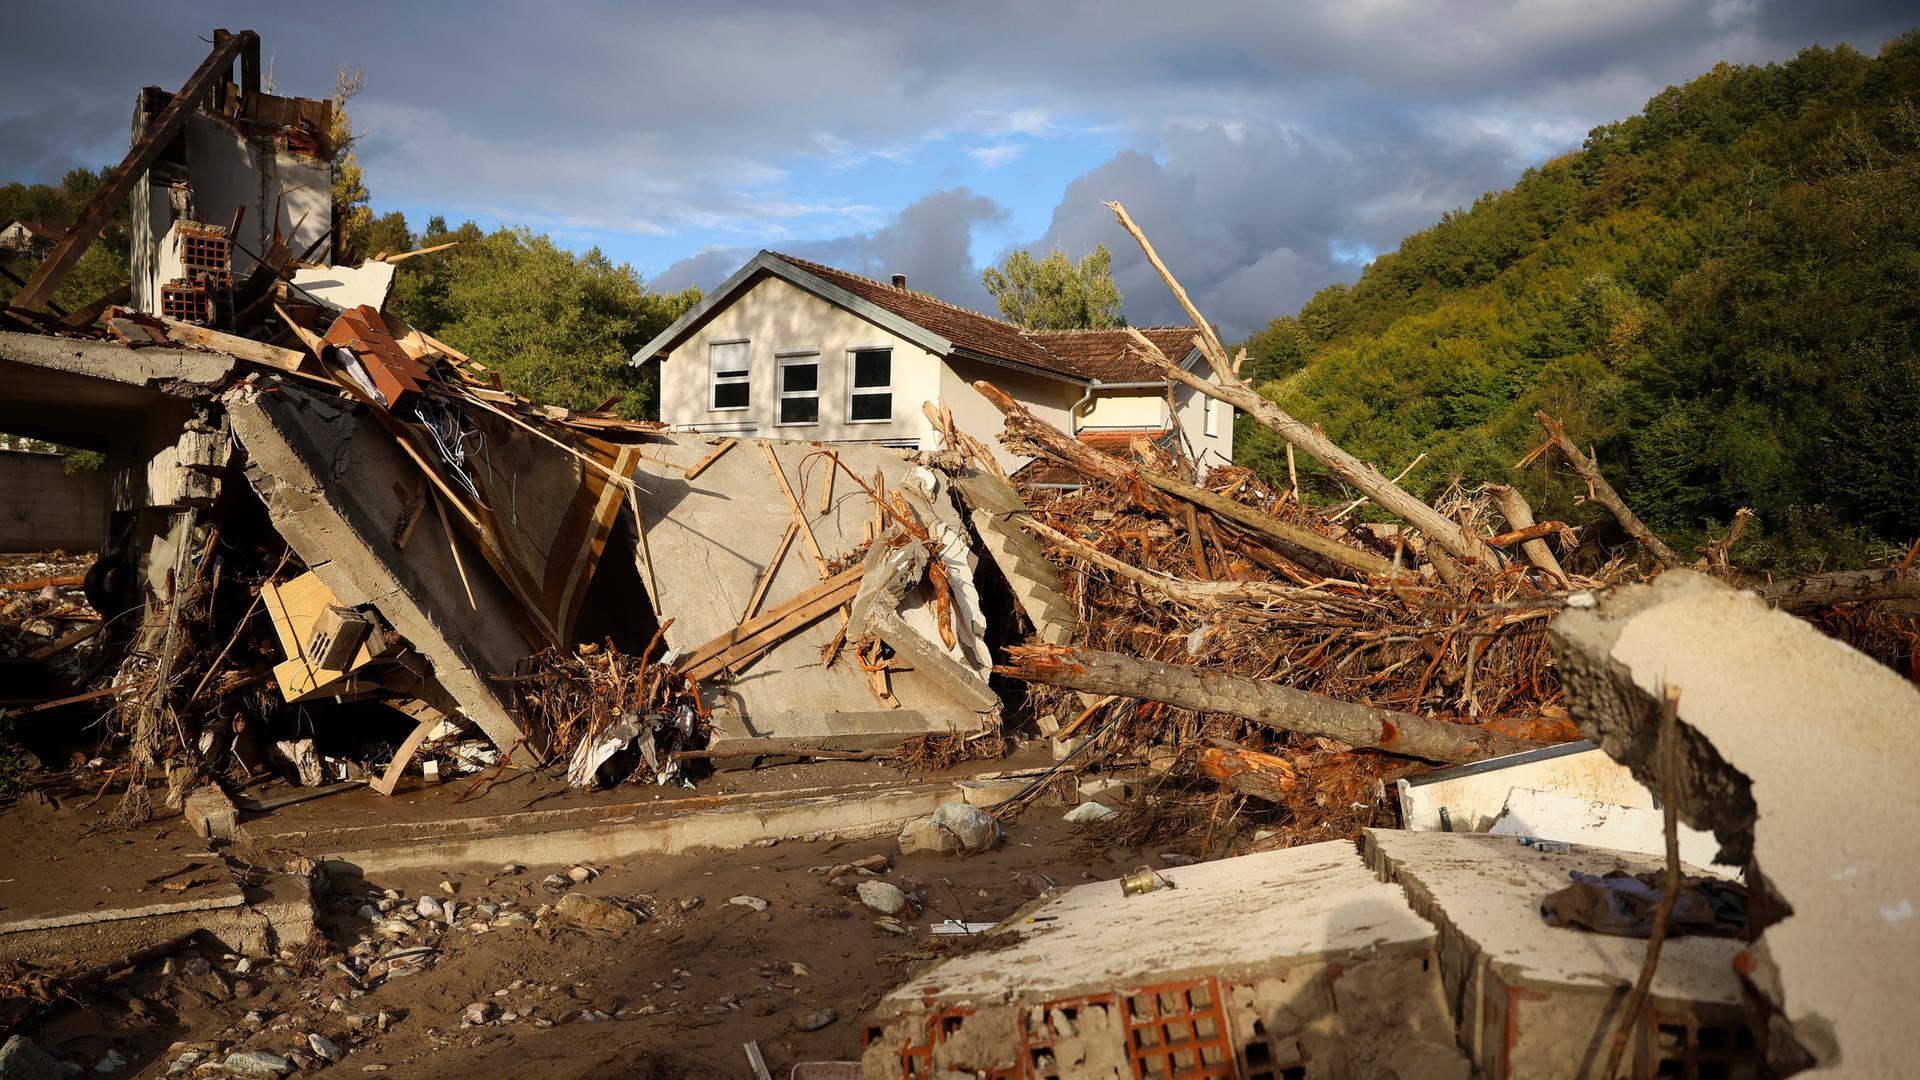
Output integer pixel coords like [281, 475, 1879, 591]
[1119, 866, 1166, 897]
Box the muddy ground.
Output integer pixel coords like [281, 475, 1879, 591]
[4, 799, 1187, 1078]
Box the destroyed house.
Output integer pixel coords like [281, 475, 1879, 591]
[631, 251, 1235, 476]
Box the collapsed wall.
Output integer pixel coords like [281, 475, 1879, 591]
[1551, 571, 1920, 1077]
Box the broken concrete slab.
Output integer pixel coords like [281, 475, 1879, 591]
[949, 469, 1077, 646]
[630, 436, 998, 750]
[1553, 570, 1920, 1077]
[866, 840, 1465, 1079]
[223, 377, 535, 761]
[1364, 829, 1750, 1078]
[1397, 740, 1652, 833]
[290, 261, 396, 315]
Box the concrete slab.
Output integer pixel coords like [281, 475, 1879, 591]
[1555, 572, 1920, 1076]
[224, 378, 535, 760]
[1398, 741, 1653, 833]
[867, 840, 1466, 1079]
[1364, 829, 1750, 1078]
[631, 436, 996, 748]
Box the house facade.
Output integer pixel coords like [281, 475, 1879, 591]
[631, 252, 1234, 477]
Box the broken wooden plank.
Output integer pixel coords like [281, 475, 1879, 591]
[742, 519, 800, 621]
[370, 701, 445, 796]
[27, 622, 101, 660]
[157, 316, 307, 373]
[762, 443, 830, 576]
[680, 565, 864, 681]
[683, 437, 736, 481]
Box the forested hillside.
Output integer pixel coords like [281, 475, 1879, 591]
[1238, 34, 1920, 571]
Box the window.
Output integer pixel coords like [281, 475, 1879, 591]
[848, 347, 892, 423]
[709, 340, 750, 410]
[777, 351, 820, 425]
[1204, 394, 1221, 437]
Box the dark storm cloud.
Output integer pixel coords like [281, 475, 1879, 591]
[654, 188, 1005, 308]
[3, 1, 1909, 335]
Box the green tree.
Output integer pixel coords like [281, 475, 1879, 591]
[331, 67, 373, 262]
[385, 227, 700, 419]
[981, 244, 1123, 329]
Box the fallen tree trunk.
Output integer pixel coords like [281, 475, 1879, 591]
[998, 644, 1540, 765]
[972, 381, 1397, 579]
[1758, 567, 1920, 610]
[1104, 201, 1499, 568]
[1527, 411, 1684, 569]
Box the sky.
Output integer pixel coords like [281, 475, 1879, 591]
[2, 2, 1912, 339]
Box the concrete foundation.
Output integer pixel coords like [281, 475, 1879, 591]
[1364, 829, 1752, 1079]
[864, 840, 1466, 1079]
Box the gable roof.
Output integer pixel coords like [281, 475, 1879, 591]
[630, 250, 1206, 385]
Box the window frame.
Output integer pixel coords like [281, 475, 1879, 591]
[845, 344, 894, 426]
[774, 348, 821, 427]
[708, 338, 752, 413]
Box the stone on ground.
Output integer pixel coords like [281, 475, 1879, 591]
[553, 892, 640, 932]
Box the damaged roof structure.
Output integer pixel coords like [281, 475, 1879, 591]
[2, 26, 1917, 1080]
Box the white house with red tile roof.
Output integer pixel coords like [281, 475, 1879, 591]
[630, 251, 1234, 478]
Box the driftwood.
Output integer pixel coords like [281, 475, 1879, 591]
[1525, 411, 1684, 569]
[972, 381, 1396, 578]
[1758, 567, 1920, 610]
[1487, 484, 1567, 585]
[998, 644, 1538, 765]
[1104, 201, 1498, 568]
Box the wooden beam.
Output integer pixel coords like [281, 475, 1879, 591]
[762, 443, 830, 576]
[13, 31, 256, 311]
[683, 437, 736, 481]
[679, 565, 863, 681]
[157, 316, 306, 372]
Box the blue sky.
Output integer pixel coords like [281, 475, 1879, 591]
[3, 1, 1912, 337]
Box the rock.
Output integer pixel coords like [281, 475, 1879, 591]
[1064, 801, 1118, 823]
[678, 896, 703, 913]
[540, 874, 572, 893]
[92, 1048, 125, 1073]
[220, 1050, 293, 1077]
[850, 854, 890, 872]
[461, 1002, 494, 1026]
[793, 1006, 838, 1031]
[0, 1035, 65, 1080]
[306, 1034, 342, 1063]
[727, 895, 769, 912]
[874, 917, 909, 935]
[932, 802, 999, 852]
[553, 893, 640, 932]
[414, 896, 443, 919]
[372, 918, 412, 937]
[566, 865, 594, 883]
[856, 881, 908, 915]
[896, 817, 960, 855]
[499, 863, 525, 875]
[1159, 853, 1201, 867]
[493, 911, 534, 929]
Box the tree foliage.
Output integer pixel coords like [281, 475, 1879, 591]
[1236, 34, 1920, 572]
[982, 244, 1123, 329]
[383, 216, 700, 419]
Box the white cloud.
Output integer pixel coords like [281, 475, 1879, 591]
[967, 142, 1025, 168]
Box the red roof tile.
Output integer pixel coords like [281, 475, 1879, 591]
[767, 253, 1202, 383]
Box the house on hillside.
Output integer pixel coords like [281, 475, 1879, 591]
[0, 219, 64, 257]
[629, 251, 1234, 478]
